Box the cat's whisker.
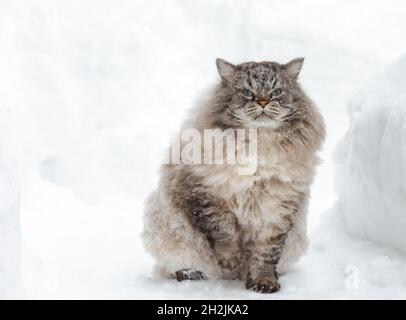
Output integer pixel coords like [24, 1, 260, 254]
[280, 108, 303, 121]
[231, 113, 247, 123]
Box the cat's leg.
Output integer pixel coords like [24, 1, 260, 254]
[144, 179, 242, 279]
[245, 202, 298, 293]
[144, 190, 221, 280]
[277, 198, 309, 274]
[169, 169, 243, 274]
[245, 227, 288, 293]
[186, 198, 243, 272]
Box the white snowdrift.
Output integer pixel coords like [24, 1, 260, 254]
[0, 166, 20, 296]
[335, 55, 406, 254]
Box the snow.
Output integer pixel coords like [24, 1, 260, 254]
[335, 55, 406, 255]
[0, 167, 20, 297]
[0, 0, 405, 299]
[0, 3, 21, 295]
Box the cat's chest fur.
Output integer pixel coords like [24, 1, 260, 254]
[194, 133, 310, 194]
[190, 132, 314, 229]
[193, 154, 310, 228]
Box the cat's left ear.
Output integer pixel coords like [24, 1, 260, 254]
[216, 58, 237, 83]
[285, 57, 304, 81]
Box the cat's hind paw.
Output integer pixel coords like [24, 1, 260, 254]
[175, 269, 206, 282]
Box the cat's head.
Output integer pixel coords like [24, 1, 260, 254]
[214, 58, 306, 129]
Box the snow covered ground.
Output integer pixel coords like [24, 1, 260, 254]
[1, 0, 406, 299]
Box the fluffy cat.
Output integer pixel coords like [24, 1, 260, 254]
[143, 58, 325, 293]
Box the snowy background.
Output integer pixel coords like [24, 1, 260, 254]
[1, 0, 406, 299]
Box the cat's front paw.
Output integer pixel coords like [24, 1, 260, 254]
[245, 276, 280, 294]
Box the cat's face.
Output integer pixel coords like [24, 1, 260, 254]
[216, 58, 305, 129]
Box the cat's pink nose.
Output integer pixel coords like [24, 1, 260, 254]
[258, 99, 269, 107]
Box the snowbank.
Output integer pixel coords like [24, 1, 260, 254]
[335, 55, 406, 254]
[0, 167, 20, 297]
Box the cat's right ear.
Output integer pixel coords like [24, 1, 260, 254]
[216, 58, 237, 83]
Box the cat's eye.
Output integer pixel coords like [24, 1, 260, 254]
[242, 89, 253, 98]
[272, 89, 282, 97]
